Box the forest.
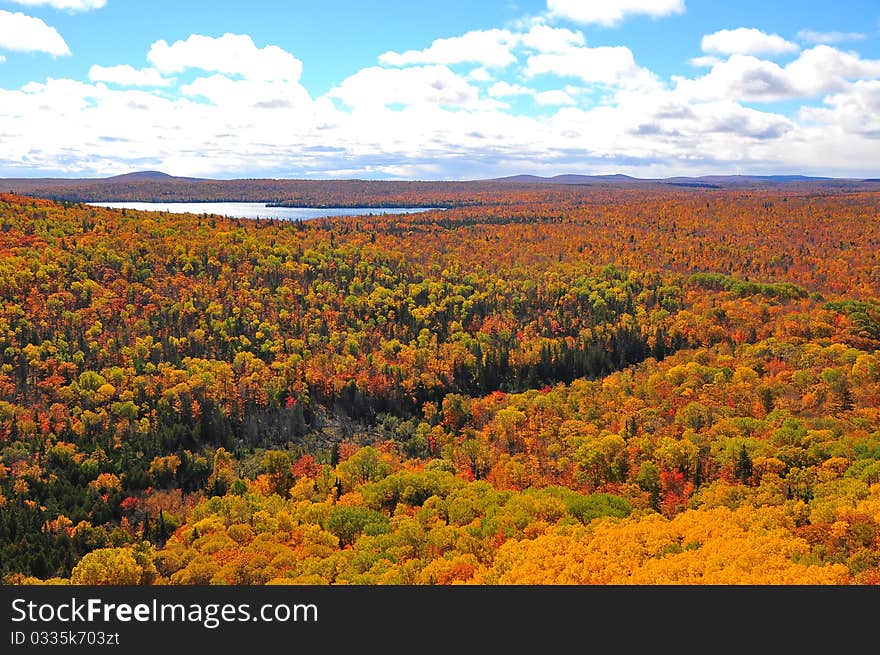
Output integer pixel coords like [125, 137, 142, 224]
[0, 186, 878, 585]
[6, 175, 573, 207]
[7, 172, 878, 206]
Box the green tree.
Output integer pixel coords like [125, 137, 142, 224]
[70, 548, 147, 585]
[735, 444, 753, 484]
[327, 506, 389, 547]
[336, 447, 392, 490]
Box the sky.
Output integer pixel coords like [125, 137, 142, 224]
[0, 0, 879, 179]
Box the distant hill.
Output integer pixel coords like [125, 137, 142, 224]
[489, 173, 842, 186]
[488, 174, 641, 184]
[1, 170, 876, 205]
[666, 182, 721, 189]
[105, 171, 205, 182]
[1, 176, 102, 193]
[673, 174, 835, 185]
[2, 170, 203, 194]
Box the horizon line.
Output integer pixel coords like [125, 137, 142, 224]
[1, 170, 877, 183]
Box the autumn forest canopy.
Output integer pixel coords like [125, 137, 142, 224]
[1, 184, 879, 585]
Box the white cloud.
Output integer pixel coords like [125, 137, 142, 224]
[520, 24, 585, 53]
[525, 45, 643, 85]
[534, 89, 575, 106]
[797, 30, 866, 45]
[379, 29, 517, 68]
[676, 56, 793, 101]
[0, 55, 5, 63]
[0, 74, 326, 178]
[3, 26, 880, 181]
[181, 73, 311, 112]
[676, 46, 880, 102]
[328, 65, 484, 110]
[148, 33, 303, 82]
[488, 81, 531, 98]
[0, 10, 70, 56]
[378, 24, 589, 70]
[692, 101, 795, 140]
[488, 81, 574, 106]
[547, 0, 685, 27]
[468, 67, 493, 82]
[785, 46, 880, 95]
[89, 64, 171, 87]
[2, 65, 877, 179]
[690, 55, 720, 68]
[6, 0, 106, 11]
[702, 28, 799, 56]
[801, 80, 880, 138]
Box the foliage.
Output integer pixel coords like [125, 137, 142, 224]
[0, 187, 878, 585]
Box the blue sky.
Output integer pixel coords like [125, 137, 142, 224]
[1, 0, 879, 178]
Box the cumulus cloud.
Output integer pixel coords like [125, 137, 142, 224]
[695, 102, 794, 140]
[690, 55, 720, 68]
[0, 74, 327, 178]
[0, 10, 70, 56]
[328, 65, 485, 110]
[676, 56, 794, 102]
[3, 25, 880, 180]
[785, 46, 880, 93]
[6, 0, 105, 11]
[378, 25, 588, 69]
[797, 30, 866, 45]
[520, 24, 585, 53]
[534, 90, 575, 106]
[488, 81, 575, 106]
[801, 80, 880, 138]
[0, 66, 874, 179]
[89, 64, 171, 87]
[702, 28, 799, 56]
[379, 29, 518, 68]
[676, 46, 880, 102]
[488, 81, 531, 98]
[467, 67, 493, 82]
[181, 73, 312, 112]
[148, 33, 303, 82]
[524, 44, 648, 86]
[547, 0, 685, 27]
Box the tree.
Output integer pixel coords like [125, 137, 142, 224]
[734, 444, 753, 484]
[326, 506, 389, 547]
[259, 450, 294, 497]
[70, 547, 148, 585]
[335, 447, 392, 490]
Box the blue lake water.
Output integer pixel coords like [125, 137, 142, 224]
[88, 202, 437, 221]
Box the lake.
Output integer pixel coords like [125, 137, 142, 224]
[88, 202, 437, 221]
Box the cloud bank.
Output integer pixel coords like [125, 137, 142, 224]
[1, 6, 880, 179]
